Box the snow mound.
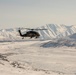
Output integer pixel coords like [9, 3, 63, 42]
[41, 39, 76, 48]
[69, 33, 76, 40]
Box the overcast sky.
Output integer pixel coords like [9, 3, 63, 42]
[0, 0, 76, 28]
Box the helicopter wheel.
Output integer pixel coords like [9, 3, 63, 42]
[30, 37, 32, 38]
[22, 37, 24, 39]
[35, 36, 38, 38]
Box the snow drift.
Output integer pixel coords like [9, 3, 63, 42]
[41, 39, 76, 48]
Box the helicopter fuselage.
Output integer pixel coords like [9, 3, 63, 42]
[18, 30, 40, 39]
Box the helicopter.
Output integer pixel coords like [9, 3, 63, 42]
[18, 28, 47, 39]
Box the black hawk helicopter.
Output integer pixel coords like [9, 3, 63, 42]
[18, 28, 47, 39]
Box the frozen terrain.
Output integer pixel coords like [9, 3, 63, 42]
[0, 24, 76, 75]
[0, 40, 76, 75]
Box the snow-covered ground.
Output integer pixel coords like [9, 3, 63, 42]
[0, 40, 76, 75]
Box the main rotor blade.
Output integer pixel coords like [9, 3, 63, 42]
[18, 27, 47, 30]
[18, 28, 31, 30]
[26, 28, 47, 30]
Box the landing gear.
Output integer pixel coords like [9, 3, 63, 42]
[35, 36, 39, 39]
[22, 37, 24, 39]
